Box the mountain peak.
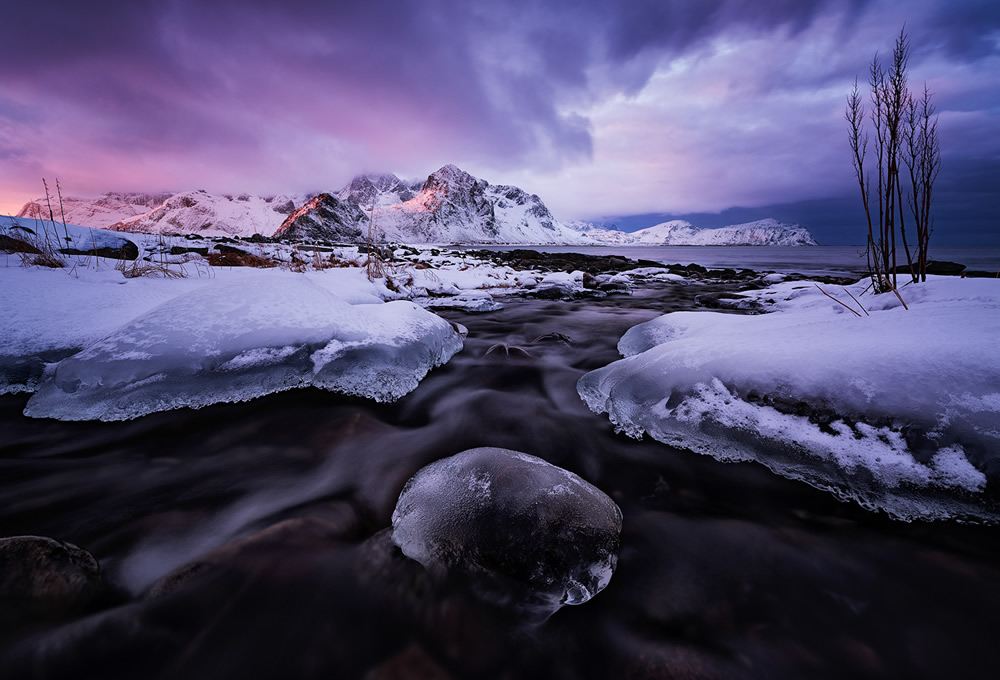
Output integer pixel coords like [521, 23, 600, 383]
[424, 164, 479, 191]
[274, 193, 365, 242]
[338, 173, 418, 209]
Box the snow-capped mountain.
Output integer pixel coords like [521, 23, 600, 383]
[110, 190, 310, 237]
[336, 173, 422, 209]
[274, 193, 367, 242]
[357, 165, 589, 244]
[14, 176, 816, 246]
[16, 191, 310, 238]
[578, 218, 818, 246]
[16, 192, 172, 229]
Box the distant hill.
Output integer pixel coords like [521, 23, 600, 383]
[572, 218, 818, 246]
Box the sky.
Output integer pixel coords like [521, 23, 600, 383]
[1, 0, 998, 245]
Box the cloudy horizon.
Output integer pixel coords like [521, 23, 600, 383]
[2, 0, 997, 244]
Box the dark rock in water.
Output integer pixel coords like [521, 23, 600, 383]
[390, 447, 622, 621]
[531, 332, 573, 345]
[531, 284, 575, 300]
[484, 343, 534, 359]
[582, 272, 599, 289]
[0, 536, 102, 620]
[963, 269, 999, 278]
[668, 263, 708, 275]
[598, 281, 632, 294]
[695, 291, 759, 312]
[468, 248, 650, 275]
[146, 514, 359, 599]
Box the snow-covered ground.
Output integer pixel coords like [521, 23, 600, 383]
[1, 219, 468, 420]
[579, 276, 1000, 522]
[3, 217, 679, 419]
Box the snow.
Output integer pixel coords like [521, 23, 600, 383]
[391, 447, 622, 619]
[14, 192, 306, 237]
[16, 192, 170, 229]
[112, 190, 308, 237]
[579, 277, 1000, 521]
[1, 245, 463, 419]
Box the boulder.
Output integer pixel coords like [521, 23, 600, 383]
[0, 536, 102, 620]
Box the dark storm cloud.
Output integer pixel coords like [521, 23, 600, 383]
[922, 0, 1000, 61]
[0, 0, 864, 168]
[1, 0, 997, 243]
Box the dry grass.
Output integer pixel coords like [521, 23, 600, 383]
[0, 218, 65, 269]
[116, 258, 187, 279]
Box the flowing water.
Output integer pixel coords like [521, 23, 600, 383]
[1, 278, 998, 679]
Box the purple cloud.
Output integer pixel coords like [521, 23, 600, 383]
[1, 0, 997, 243]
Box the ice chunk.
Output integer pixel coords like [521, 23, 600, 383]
[580, 278, 1000, 522]
[391, 447, 622, 620]
[25, 276, 463, 421]
[415, 290, 503, 313]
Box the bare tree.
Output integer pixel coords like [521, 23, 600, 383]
[903, 83, 941, 282]
[847, 27, 940, 291]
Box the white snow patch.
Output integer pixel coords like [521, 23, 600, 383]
[580, 277, 1000, 521]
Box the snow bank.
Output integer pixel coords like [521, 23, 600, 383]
[1, 264, 462, 420]
[579, 277, 1000, 521]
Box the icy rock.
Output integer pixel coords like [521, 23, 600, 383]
[25, 276, 463, 421]
[59, 231, 139, 260]
[418, 291, 503, 313]
[391, 447, 622, 619]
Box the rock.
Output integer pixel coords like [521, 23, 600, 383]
[926, 261, 967, 276]
[891, 261, 968, 276]
[483, 343, 533, 359]
[695, 291, 759, 311]
[598, 281, 632, 294]
[0, 536, 102, 619]
[391, 447, 622, 620]
[60, 239, 139, 261]
[531, 284, 575, 300]
[422, 293, 502, 313]
[147, 514, 359, 598]
[169, 245, 209, 256]
[0, 234, 42, 255]
[531, 332, 573, 345]
[215, 244, 251, 256]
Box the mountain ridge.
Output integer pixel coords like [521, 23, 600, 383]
[12, 170, 818, 246]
